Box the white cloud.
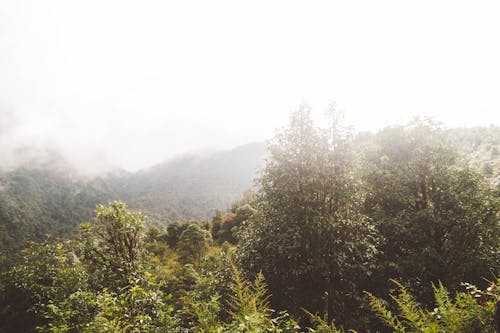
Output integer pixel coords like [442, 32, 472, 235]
[1, 0, 499, 171]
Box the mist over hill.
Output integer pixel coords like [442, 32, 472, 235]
[1, 126, 499, 261]
[0, 142, 266, 260]
[113, 142, 266, 221]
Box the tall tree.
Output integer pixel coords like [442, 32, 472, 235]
[237, 106, 377, 325]
[363, 121, 500, 302]
[178, 223, 213, 264]
[80, 201, 146, 291]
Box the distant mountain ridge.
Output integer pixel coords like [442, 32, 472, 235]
[0, 142, 267, 260]
[113, 142, 266, 221]
[1, 126, 499, 262]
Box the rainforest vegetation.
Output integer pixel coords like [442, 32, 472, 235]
[0, 108, 499, 332]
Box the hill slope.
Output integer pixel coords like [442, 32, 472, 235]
[1, 127, 499, 260]
[114, 142, 266, 221]
[0, 142, 266, 260]
[446, 126, 500, 185]
[0, 168, 120, 263]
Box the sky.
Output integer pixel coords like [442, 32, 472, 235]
[1, 0, 500, 172]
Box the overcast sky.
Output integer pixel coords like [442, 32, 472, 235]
[1, 0, 500, 172]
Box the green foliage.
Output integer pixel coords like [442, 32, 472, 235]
[237, 106, 377, 325]
[211, 209, 225, 241]
[2, 202, 182, 333]
[1, 126, 498, 269]
[0, 143, 266, 270]
[363, 122, 500, 302]
[3, 198, 498, 333]
[366, 279, 499, 332]
[0, 240, 87, 332]
[213, 204, 257, 244]
[226, 268, 273, 330]
[166, 259, 300, 333]
[145, 226, 163, 243]
[80, 201, 147, 291]
[447, 125, 500, 181]
[217, 265, 299, 333]
[304, 311, 356, 333]
[177, 223, 213, 264]
[188, 293, 224, 333]
[0, 168, 117, 268]
[2, 115, 500, 333]
[38, 283, 180, 333]
[165, 222, 189, 248]
[116, 142, 266, 222]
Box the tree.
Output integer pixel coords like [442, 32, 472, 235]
[0, 240, 87, 333]
[237, 106, 377, 326]
[211, 209, 224, 242]
[178, 223, 213, 264]
[213, 204, 256, 244]
[3, 202, 181, 332]
[80, 201, 146, 291]
[363, 121, 500, 303]
[166, 221, 188, 248]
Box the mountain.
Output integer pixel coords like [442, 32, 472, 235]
[0, 142, 266, 262]
[1, 126, 499, 263]
[113, 142, 266, 222]
[0, 167, 120, 264]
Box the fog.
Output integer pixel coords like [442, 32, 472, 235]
[1, 0, 500, 173]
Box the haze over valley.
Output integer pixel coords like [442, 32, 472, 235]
[1, 1, 500, 332]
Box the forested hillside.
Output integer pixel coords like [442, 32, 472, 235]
[115, 142, 266, 221]
[1, 127, 498, 262]
[1, 111, 498, 332]
[0, 143, 265, 259]
[0, 168, 118, 264]
[354, 125, 500, 184]
[447, 126, 500, 184]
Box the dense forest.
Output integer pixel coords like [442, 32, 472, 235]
[0, 109, 499, 332]
[0, 142, 266, 263]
